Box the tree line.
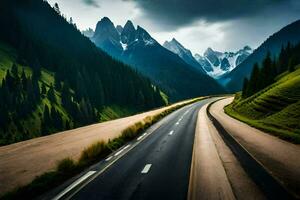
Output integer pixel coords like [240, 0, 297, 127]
[0, 0, 166, 145]
[242, 42, 300, 98]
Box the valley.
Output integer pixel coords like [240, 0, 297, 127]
[0, 0, 299, 200]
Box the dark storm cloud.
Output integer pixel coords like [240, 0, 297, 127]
[131, 0, 289, 29]
[82, 0, 99, 7]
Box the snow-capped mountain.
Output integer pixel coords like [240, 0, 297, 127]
[89, 17, 224, 101]
[194, 46, 253, 78]
[91, 18, 158, 59]
[163, 38, 205, 73]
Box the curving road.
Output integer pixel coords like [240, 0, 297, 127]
[47, 97, 298, 200]
[68, 98, 216, 200]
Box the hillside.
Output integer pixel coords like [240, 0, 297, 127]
[225, 65, 300, 143]
[223, 19, 300, 91]
[0, 0, 165, 145]
[91, 18, 225, 101]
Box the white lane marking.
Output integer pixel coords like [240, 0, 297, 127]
[176, 122, 180, 125]
[114, 144, 131, 156]
[137, 132, 148, 141]
[105, 156, 113, 161]
[141, 164, 152, 174]
[52, 171, 96, 200]
[169, 130, 174, 135]
[137, 136, 143, 141]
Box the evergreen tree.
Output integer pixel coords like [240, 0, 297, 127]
[247, 63, 260, 97]
[47, 84, 56, 103]
[53, 3, 60, 15]
[21, 68, 27, 90]
[41, 83, 47, 95]
[242, 78, 249, 98]
[11, 63, 18, 77]
[261, 52, 274, 88]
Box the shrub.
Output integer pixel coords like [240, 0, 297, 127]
[56, 158, 76, 175]
[78, 141, 109, 167]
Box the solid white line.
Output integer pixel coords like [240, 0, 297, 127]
[141, 164, 152, 174]
[105, 156, 113, 161]
[52, 171, 96, 200]
[169, 130, 174, 135]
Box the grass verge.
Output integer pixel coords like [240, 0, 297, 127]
[224, 104, 300, 144]
[1, 97, 206, 200]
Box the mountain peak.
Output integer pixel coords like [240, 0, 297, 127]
[94, 17, 115, 33]
[171, 38, 178, 43]
[243, 45, 252, 51]
[204, 47, 215, 56]
[116, 25, 123, 34]
[92, 17, 120, 49]
[124, 20, 135, 29]
[121, 20, 136, 44]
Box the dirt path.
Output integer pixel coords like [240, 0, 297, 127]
[0, 99, 195, 195]
[210, 98, 300, 198]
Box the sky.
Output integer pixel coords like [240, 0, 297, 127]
[47, 0, 300, 54]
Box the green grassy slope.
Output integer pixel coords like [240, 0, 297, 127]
[225, 65, 300, 143]
[0, 42, 135, 145]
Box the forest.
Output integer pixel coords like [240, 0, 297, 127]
[0, 0, 165, 145]
[242, 42, 300, 98]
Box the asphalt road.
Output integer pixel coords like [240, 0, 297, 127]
[69, 98, 216, 200]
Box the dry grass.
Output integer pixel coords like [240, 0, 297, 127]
[1, 97, 205, 199]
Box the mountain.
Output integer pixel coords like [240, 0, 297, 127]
[91, 18, 224, 101]
[0, 0, 165, 145]
[223, 19, 300, 92]
[194, 46, 252, 78]
[91, 17, 123, 58]
[82, 28, 94, 38]
[163, 38, 205, 73]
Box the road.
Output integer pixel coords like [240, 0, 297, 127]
[210, 98, 300, 198]
[0, 97, 197, 195]
[45, 97, 297, 200]
[53, 98, 216, 200]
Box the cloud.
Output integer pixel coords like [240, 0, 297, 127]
[82, 0, 100, 7]
[131, 0, 292, 30]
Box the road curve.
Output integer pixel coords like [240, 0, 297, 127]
[209, 98, 300, 198]
[58, 98, 217, 200]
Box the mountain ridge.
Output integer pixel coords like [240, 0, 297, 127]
[195, 46, 252, 79]
[223, 19, 300, 91]
[91, 17, 225, 101]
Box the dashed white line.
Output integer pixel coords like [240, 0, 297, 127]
[137, 136, 143, 141]
[114, 144, 131, 156]
[105, 156, 113, 161]
[141, 164, 152, 174]
[137, 132, 148, 141]
[176, 122, 180, 125]
[169, 130, 174, 135]
[52, 170, 96, 200]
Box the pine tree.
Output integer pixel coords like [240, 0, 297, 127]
[261, 52, 274, 87]
[11, 63, 18, 77]
[53, 3, 60, 15]
[41, 83, 47, 95]
[47, 84, 56, 103]
[242, 78, 249, 98]
[21, 68, 27, 90]
[247, 63, 260, 96]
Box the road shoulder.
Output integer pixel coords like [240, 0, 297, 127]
[210, 98, 300, 198]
